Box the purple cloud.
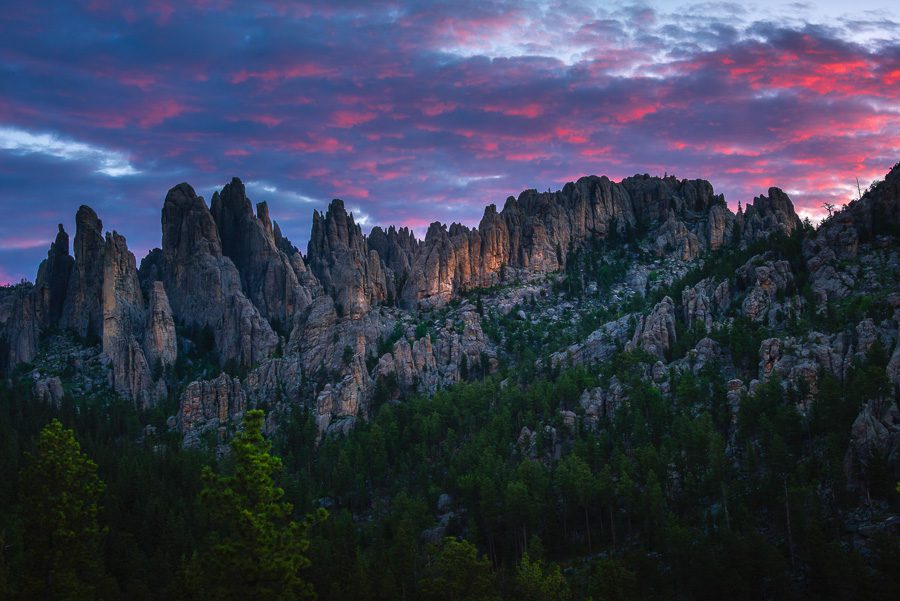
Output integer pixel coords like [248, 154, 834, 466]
[0, 0, 898, 283]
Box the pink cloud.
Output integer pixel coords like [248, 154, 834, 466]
[332, 182, 369, 199]
[483, 102, 544, 118]
[420, 101, 457, 116]
[0, 236, 49, 250]
[331, 110, 378, 128]
[286, 135, 353, 154]
[230, 62, 333, 84]
[138, 99, 188, 127]
[246, 115, 284, 127]
[0, 265, 16, 286]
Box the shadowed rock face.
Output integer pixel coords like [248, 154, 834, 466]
[368, 224, 418, 303]
[0, 207, 173, 406]
[1, 286, 40, 372]
[102, 230, 154, 407]
[211, 177, 314, 325]
[803, 163, 900, 311]
[307, 199, 388, 318]
[738, 187, 802, 244]
[62, 205, 105, 340]
[34, 224, 74, 329]
[161, 182, 277, 367]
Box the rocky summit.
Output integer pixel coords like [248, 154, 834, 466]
[2, 166, 898, 451]
[2, 162, 899, 600]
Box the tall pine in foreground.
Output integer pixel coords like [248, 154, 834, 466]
[19, 419, 107, 601]
[188, 409, 324, 601]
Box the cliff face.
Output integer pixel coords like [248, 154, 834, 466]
[399, 175, 747, 309]
[62, 206, 105, 340]
[307, 199, 389, 319]
[161, 182, 277, 367]
[0, 169, 827, 437]
[210, 178, 315, 325]
[143, 281, 177, 372]
[101, 230, 158, 407]
[737, 187, 803, 244]
[34, 224, 74, 329]
[0, 210, 170, 406]
[803, 163, 900, 311]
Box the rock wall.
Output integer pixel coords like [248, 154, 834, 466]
[5, 165, 887, 453]
[211, 178, 315, 325]
[400, 174, 745, 309]
[307, 199, 388, 318]
[161, 182, 277, 366]
[61, 206, 105, 339]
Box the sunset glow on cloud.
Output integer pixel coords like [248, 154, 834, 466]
[0, 0, 898, 282]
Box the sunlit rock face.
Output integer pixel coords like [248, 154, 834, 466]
[401, 174, 740, 310]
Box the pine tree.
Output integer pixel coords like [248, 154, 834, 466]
[0, 531, 9, 599]
[512, 553, 570, 601]
[19, 419, 107, 601]
[419, 538, 500, 601]
[556, 454, 595, 551]
[190, 409, 324, 601]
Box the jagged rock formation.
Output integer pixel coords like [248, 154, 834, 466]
[628, 296, 678, 359]
[34, 225, 74, 328]
[368, 225, 418, 300]
[211, 178, 315, 325]
[307, 199, 387, 318]
[32, 375, 64, 405]
[1, 208, 170, 406]
[736, 256, 798, 325]
[755, 315, 898, 405]
[376, 306, 496, 398]
[2, 165, 896, 466]
[177, 355, 306, 445]
[102, 231, 156, 407]
[401, 175, 744, 309]
[845, 397, 900, 492]
[62, 206, 105, 340]
[737, 187, 802, 244]
[803, 164, 900, 311]
[144, 282, 177, 371]
[1, 285, 40, 371]
[550, 314, 634, 367]
[177, 373, 246, 447]
[682, 278, 730, 333]
[161, 182, 277, 366]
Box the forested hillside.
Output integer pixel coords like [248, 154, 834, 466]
[1, 165, 898, 600]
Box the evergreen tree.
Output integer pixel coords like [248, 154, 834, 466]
[0, 531, 9, 599]
[19, 419, 108, 601]
[589, 557, 639, 601]
[512, 553, 570, 601]
[556, 454, 595, 551]
[419, 538, 500, 601]
[190, 409, 325, 601]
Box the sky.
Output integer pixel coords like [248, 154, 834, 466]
[1, 0, 898, 284]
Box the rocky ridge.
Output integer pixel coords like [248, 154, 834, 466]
[2, 163, 897, 488]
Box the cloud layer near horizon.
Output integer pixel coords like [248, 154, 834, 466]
[1, 0, 898, 283]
